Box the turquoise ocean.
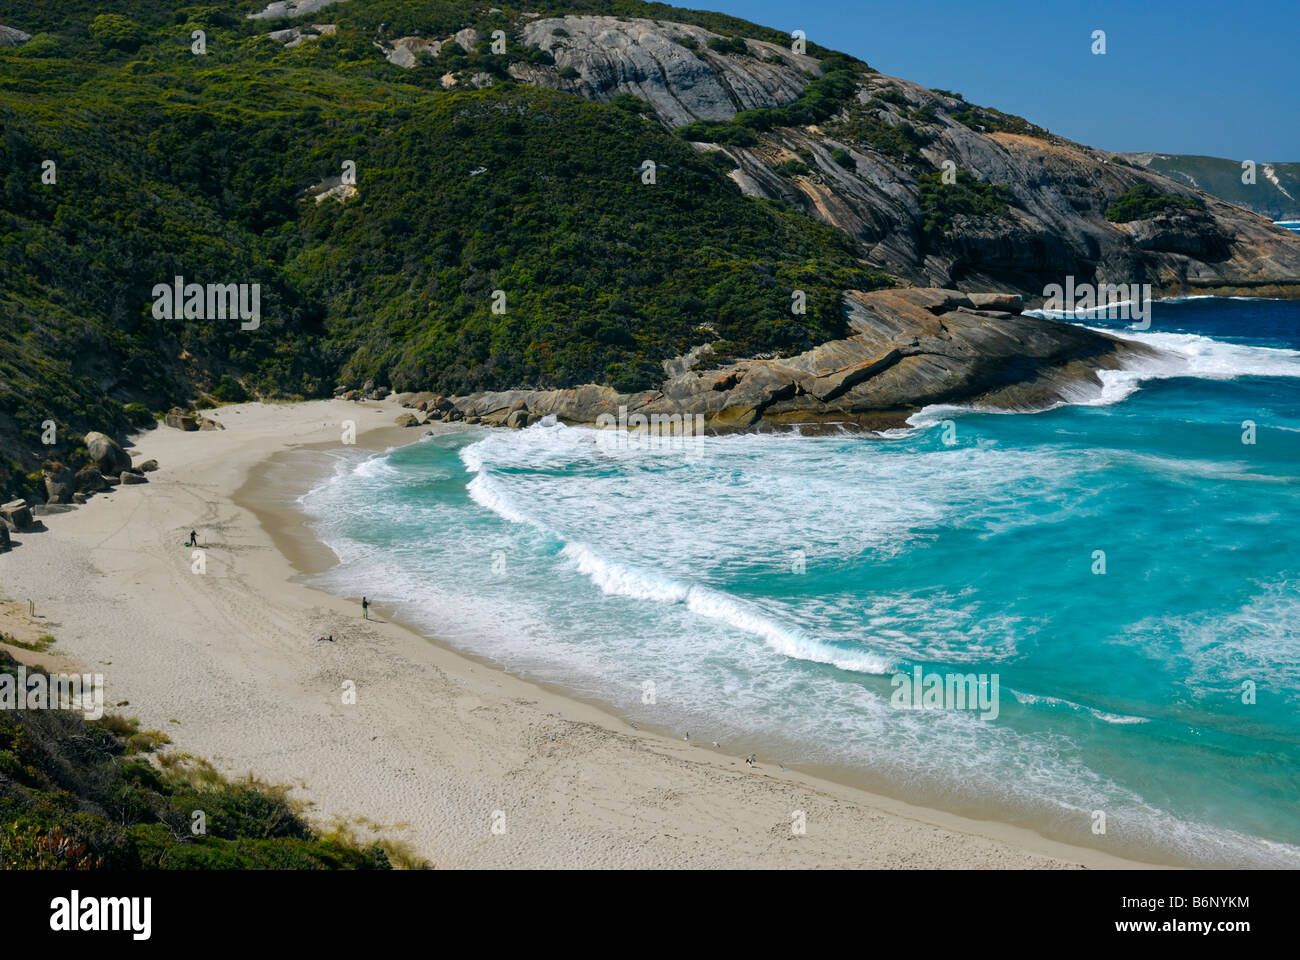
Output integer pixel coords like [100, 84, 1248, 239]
[299, 295, 1300, 867]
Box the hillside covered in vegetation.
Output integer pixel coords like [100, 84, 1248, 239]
[2, 0, 1299, 501]
[0, 0, 882, 498]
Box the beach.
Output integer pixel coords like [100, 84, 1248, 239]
[0, 398, 1157, 869]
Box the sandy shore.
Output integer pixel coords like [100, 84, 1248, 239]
[0, 399, 1159, 868]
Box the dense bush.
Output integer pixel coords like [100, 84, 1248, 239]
[705, 36, 749, 56]
[87, 14, 146, 52]
[919, 169, 1015, 249]
[675, 118, 759, 145]
[212, 375, 250, 403]
[949, 102, 1049, 138]
[1105, 183, 1202, 222]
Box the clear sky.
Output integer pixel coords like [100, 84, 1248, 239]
[705, 0, 1298, 160]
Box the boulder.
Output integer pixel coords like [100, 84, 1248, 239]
[165, 407, 199, 431]
[119, 471, 148, 484]
[72, 493, 88, 505]
[136, 459, 159, 472]
[0, 523, 8, 551]
[104, 474, 121, 486]
[395, 413, 420, 427]
[84, 431, 132, 475]
[1, 500, 34, 529]
[34, 504, 76, 516]
[43, 463, 76, 504]
[75, 466, 109, 493]
[198, 417, 225, 431]
[968, 292, 1024, 314]
[444, 408, 464, 423]
[505, 408, 529, 429]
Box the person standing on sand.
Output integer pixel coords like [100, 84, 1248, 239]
[189, 530, 198, 547]
[361, 596, 370, 619]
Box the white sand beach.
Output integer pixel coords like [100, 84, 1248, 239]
[0, 399, 1161, 868]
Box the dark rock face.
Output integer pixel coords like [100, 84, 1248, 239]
[450, 288, 1156, 430]
[516, 16, 820, 127]
[75, 467, 109, 493]
[1, 500, 33, 530]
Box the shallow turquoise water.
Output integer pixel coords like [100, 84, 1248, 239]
[300, 298, 1300, 866]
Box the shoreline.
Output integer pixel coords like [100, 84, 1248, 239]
[0, 398, 1162, 868]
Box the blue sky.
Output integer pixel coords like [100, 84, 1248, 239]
[707, 0, 1299, 160]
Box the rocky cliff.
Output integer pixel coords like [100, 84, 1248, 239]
[485, 15, 1300, 301]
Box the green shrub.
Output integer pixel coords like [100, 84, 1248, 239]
[609, 92, 650, 113]
[212, 375, 250, 403]
[830, 147, 856, 170]
[950, 103, 1049, 138]
[774, 159, 811, 177]
[706, 36, 749, 57]
[558, 65, 580, 80]
[122, 403, 154, 428]
[607, 360, 664, 393]
[88, 14, 146, 52]
[701, 149, 738, 173]
[919, 169, 1014, 249]
[1104, 183, 1202, 222]
[676, 119, 758, 145]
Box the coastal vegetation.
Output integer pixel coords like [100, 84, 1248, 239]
[0, 2, 881, 498]
[1105, 183, 1204, 222]
[919, 170, 1015, 248]
[0, 649, 412, 869]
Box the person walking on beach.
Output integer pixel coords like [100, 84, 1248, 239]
[361, 596, 370, 619]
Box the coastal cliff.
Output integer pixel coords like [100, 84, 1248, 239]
[500, 15, 1300, 300]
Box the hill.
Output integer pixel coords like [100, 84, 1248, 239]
[1, 0, 1298, 501]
